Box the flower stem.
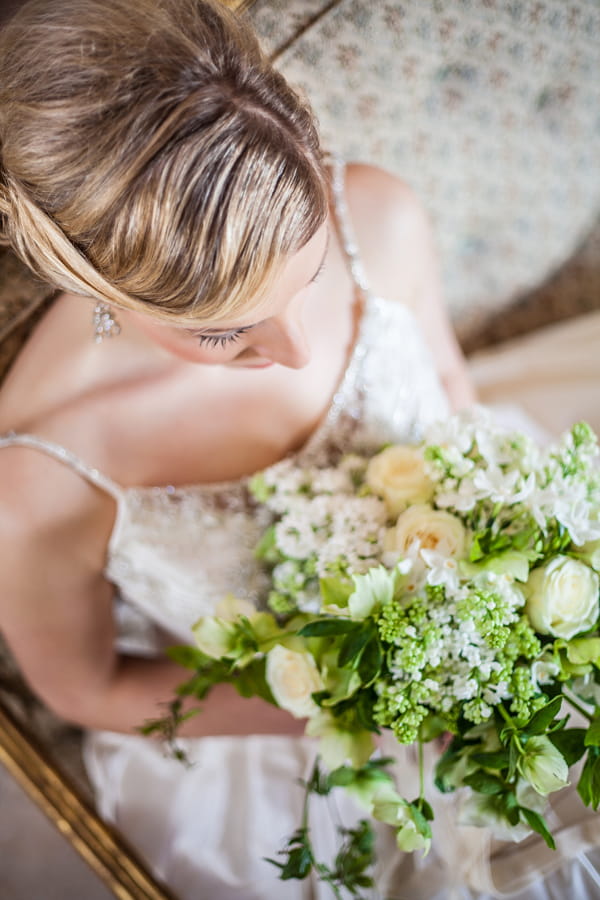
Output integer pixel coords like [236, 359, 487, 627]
[418, 740, 425, 800]
[562, 687, 594, 723]
[498, 703, 525, 752]
[302, 759, 319, 830]
[498, 703, 513, 725]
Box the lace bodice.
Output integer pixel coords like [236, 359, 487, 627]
[0, 163, 449, 649]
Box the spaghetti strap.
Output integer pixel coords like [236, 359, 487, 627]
[0, 431, 124, 502]
[329, 155, 373, 297]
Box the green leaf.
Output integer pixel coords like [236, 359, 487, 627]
[338, 623, 375, 669]
[520, 808, 556, 850]
[566, 637, 600, 666]
[470, 750, 510, 771]
[461, 550, 531, 582]
[319, 576, 353, 609]
[524, 695, 562, 736]
[549, 728, 587, 766]
[298, 618, 357, 637]
[585, 718, 600, 747]
[462, 771, 506, 795]
[233, 658, 276, 705]
[327, 766, 357, 788]
[508, 736, 520, 781]
[577, 749, 600, 810]
[407, 802, 433, 840]
[355, 690, 380, 732]
[269, 844, 314, 880]
[166, 644, 210, 668]
[418, 714, 451, 742]
[503, 792, 521, 826]
[413, 797, 434, 821]
[357, 637, 383, 685]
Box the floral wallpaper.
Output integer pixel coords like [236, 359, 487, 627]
[250, 0, 600, 341]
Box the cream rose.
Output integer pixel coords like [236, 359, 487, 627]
[525, 556, 600, 639]
[365, 446, 434, 517]
[266, 645, 324, 719]
[385, 504, 467, 559]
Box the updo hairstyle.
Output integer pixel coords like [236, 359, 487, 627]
[0, 0, 328, 323]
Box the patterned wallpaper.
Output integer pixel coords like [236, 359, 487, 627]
[250, 0, 600, 341]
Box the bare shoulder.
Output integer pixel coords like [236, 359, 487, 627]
[0, 441, 119, 720]
[343, 163, 423, 226]
[342, 163, 434, 307]
[0, 440, 116, 583]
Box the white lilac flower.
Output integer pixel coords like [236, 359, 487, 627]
[555, 499, 600, 546]
[472, 466, 533, 506]
[531, 656, 561, 686]
[420, 549, 461, 591]
[435, 478, 479, 512]
[425, 412, 477, 456]
[311, 468, 355, 495]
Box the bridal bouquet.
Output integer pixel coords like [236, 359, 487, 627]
[156, 410, 600, 893]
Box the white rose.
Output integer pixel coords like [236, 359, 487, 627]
[385, 504, 467, 559]
[265, 645, 324, 719]
[525, 556, 600, 639]
[366, 446, 434, 517]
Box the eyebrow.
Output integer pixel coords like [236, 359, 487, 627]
[188, 231, 330, 337]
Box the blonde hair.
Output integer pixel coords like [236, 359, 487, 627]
[0, 0, 328, 324]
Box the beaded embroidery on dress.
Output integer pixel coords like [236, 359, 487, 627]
[2, 161, 600, 899]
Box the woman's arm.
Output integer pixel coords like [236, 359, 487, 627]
[0, 448, 303, 736]
[345, 163, 477, 411]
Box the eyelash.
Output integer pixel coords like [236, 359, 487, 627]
[195, 325, 253, 348]
[193, 260, 325, 348]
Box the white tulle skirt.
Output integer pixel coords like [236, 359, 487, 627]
[84, 729, 600, 900]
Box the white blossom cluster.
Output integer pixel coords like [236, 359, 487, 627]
[385, 572, 525, 720]
[424, 409, 600, 545]
[258, 458, 387, 608]
[273, 494, 387, 576]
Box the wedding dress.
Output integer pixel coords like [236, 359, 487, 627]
[1, 161, 600, 900]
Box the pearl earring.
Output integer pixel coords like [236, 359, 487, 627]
[93, 302, 121, 343]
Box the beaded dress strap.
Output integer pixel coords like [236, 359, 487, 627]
[330, 156, 373, 297]
[0, 431, 123, 501]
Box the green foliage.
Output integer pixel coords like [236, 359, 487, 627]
[266, 759, 378, 899]
[138, 698, 199, 764]
[520, 808, 556, 850]
[265, 828, 314, 880]
[298, 618, 357, 637]
[320, 576, 354, 609]
[549, 728, 587, 766]
[577, 747, 600, 810]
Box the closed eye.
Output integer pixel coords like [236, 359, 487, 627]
[193, 325, 253, 348]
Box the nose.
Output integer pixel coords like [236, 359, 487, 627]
[252, 308, 311, 369]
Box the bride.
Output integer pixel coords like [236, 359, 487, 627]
[0, 1, 598, 898]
